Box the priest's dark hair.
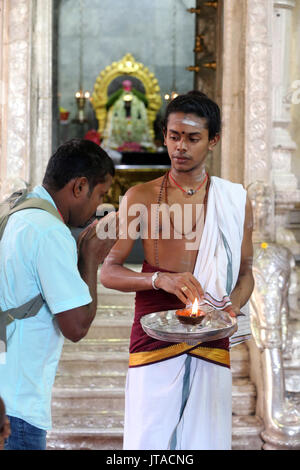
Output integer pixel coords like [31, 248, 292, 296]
[162, 90, 221, 140]
[43, 139, 115, 193]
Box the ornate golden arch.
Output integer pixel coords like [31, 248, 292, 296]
[91, 53, 162, 141]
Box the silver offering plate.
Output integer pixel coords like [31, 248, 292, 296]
[140, 305, 237, 345]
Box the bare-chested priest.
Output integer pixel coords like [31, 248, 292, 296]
[100, 91, 254, 450]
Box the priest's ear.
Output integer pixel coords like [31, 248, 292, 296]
[208, 134, 220, 151]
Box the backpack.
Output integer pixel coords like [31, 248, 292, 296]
[0, 188, 63, 352]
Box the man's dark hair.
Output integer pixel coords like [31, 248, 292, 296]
[43, 139, 115, 192]
[163, 91, 221, 140]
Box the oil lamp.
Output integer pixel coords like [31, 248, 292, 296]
[75, 89, 90, 123]
[176, 298, 206, 325]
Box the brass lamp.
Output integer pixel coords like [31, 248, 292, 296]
[75, 89, 90, 123]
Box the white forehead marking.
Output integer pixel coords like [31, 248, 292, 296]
[172, 116, 205, 129]
[181, 118, 199, 127]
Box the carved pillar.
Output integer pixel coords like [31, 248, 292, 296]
[272, 0, 300, 254]
[220, 0, 274, 188]
[0, 0, 53, 200]
[244, 0, 274, 187]
[221, 0, 299, 245]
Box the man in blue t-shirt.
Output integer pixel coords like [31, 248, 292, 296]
[0, 139, 118, 450]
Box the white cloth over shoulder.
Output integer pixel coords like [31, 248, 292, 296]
[193, 177, 251, 344]
[194, 176, 246, 309]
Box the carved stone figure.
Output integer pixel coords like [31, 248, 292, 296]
[250, 242, 300, 449]
[247, 181, 274, 243]
[283, 256, 300, 393]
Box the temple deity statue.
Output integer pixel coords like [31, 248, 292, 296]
[102, 79, 155, 152]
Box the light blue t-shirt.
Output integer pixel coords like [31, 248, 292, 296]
[0, 186, 92, 430]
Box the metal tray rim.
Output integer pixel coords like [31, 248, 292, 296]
[140, 309, 237, 344]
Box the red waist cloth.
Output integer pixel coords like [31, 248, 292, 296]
[129, 260, 229, 354]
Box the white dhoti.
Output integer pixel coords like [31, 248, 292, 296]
[123, 354, 232, 450]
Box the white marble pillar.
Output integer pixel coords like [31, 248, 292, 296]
[272, 0, 300, 254]
[0, 0, 32, 198]
[221, 0, 274, 189]
[244, 0, 274, 188]
[0, 0, 53, 200]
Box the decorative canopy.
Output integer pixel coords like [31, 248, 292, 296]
[91, 53, 162, 140]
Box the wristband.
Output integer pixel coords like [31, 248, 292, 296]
[151, 271, 160, 290]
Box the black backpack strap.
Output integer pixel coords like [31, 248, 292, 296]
[0, 294, 44, 352]
[0, 197, 63, 351]
[0, 198, 62, 241]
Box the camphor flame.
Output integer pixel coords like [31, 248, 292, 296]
[191, 298, 199, 316]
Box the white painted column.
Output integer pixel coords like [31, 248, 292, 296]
[0, 0, 32, 198]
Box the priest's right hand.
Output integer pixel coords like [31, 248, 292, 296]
[154, 271, 204, 305]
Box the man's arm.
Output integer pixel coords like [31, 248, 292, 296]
[229, 195, 254, 314]
[55, 257, 98, 343]
[55, 214, 118, 342]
